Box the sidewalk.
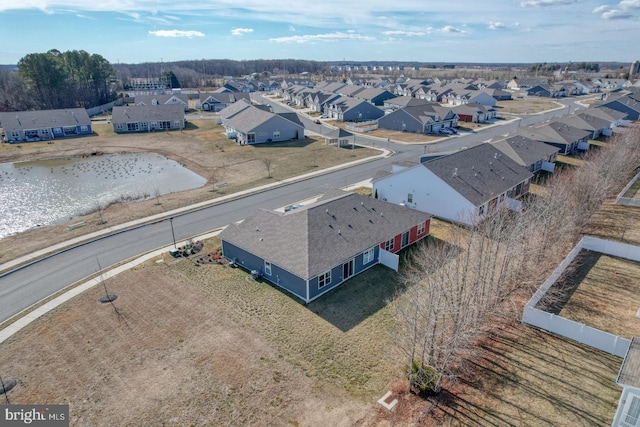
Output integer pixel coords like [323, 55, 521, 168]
[0, 146, 391, 275]
[0, 150, 388, 342]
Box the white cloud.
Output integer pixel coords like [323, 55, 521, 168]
[602, 9, 633, 19]
[269, 32, 375, 44]
[382, 30, 428, 36]
[231, 27, 253, 36]
[288, 25, 296, 32]
[593, 1, 638, 19]
[620, 0, 640, 8]
[488, 21, 506, 30]
[440, 25, 464, 33]
[148, 29, 204, 38]
[521, 0, 577, 6]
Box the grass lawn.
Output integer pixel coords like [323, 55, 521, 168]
[556, 154, 586, 167]
[555, 251, 640, 338]
[495, 98, 562, 114]
[622, 177, 640, 199]
[0, 231, 624, 426]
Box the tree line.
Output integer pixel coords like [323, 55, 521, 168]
[528, 61, 600, 74]
[394, 127, 640, 395]
[0, 49, 116, 111]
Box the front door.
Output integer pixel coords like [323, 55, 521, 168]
[343, 259, 354, 280]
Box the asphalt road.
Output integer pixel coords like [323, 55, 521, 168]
[0, 95, 592, 323]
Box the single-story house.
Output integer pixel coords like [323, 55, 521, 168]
[372, 143, 533, 227]
[507, 77, 548, 90]
[383, 96, 432, 110]
[111, 104, 185, 133]
[352, 87, 396, 106]
[517, 122, 592, 155]
[377, 103, 458, 134]
[582, 106, 628, 129]
[221, 103, 304, 144]
[134, 94, 189, 111]
[490, 135, 559, 173]
[596, 95, 640, 121]
[612, 337, 640, 427]
[527, 84, 557, 98]
[198, 92, 251, 112]
[323, 128, 355, 147]
[0, 108, 92, 143]
[325, 96, 385, 122]
[453, 103, 496, 123]
[219, 189, 432, 303]
[556, 111, 614, 139]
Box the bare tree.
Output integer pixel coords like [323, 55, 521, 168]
[262, 157, 273, 179]
[394, 126, 640, 395]
[154, 189, 162, 205]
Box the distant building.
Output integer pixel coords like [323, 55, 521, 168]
[630, 60, 640, 79]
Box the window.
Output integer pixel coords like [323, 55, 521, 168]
[401, 231, 410, 248]
[247, 133, 256, 143]
[363, 247, 375, 264]
[624, 395, 640, 427]
[478, 204, 486, 215]
[264, 261, 271, 276]
[384, 238, 395, 252]
[273, 130, 280, 138]
[318, 270, 331, 288]
[80, 125, 89, 132]
[417, 221, 426, 235]
[407, 193, 413, 203]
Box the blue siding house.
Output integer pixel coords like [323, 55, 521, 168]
[219, 189, 431, 303]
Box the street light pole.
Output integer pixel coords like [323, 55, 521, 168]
[169, 217, 177, 248]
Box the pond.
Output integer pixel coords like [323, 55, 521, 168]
[0, 152, 207, 239]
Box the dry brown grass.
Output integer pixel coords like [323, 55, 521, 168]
[558, 252, 640, 338]
[495, 98, 562, 114]
[0, 238, 407, 425]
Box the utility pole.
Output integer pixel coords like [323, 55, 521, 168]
[169, 217, 177, 248]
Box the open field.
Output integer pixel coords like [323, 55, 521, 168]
[0, 119, 377, 264]
[554, 251, 640, 338]
[495, 98, 562, 114]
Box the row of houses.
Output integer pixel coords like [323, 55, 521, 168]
[217, 94, 633, 302]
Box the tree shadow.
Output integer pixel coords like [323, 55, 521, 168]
[252, 138, 316, 149]
[306, 237, 461, 332]
[535, 249, 601, 314]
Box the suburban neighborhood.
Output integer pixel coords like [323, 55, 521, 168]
[1, 19, 640, 424]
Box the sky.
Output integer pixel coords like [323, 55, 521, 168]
[0, 0, 639, 65]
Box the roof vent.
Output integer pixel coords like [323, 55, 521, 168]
[453, 167, 458, 177]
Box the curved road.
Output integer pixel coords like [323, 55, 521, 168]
[0, 96, 591, 323]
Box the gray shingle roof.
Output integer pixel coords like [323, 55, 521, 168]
[491, 135, 559, 168]
[219, 189, 431, 279]
[0, 108, 90, 132]
[111, 104, 184, 123]
[422, 144, 533, 206]
[517, 122, 591, 145]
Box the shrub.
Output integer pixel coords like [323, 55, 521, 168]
[407, 359, 441, 395]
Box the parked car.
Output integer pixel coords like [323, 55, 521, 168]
[314, 119, 321, 124]
[440, 127, 457, 135]
[319, 114, 328, 119]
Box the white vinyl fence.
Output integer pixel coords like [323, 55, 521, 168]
[522, 236, 640, 357]
[616, 173, 640, 207]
